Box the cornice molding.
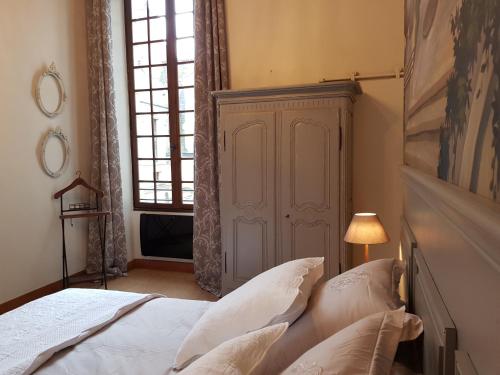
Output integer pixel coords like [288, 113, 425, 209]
[211, 81, 362, 103]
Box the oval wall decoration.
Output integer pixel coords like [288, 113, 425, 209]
[40, 128, 70, 178]
[36, 63, 67, 118]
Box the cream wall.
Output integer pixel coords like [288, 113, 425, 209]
[351, 80, 404, 265]
[0, 1, 90, 303]
[225, 0, 405, 265]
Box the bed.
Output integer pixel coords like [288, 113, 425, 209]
[0, 256, 437, 375]
[0, 199, 488, 374]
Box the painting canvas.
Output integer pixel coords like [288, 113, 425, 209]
[404, 0, 500, 201]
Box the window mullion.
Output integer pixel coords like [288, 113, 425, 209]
[166, 0, 182, 209]
[146, 2, 158, 204]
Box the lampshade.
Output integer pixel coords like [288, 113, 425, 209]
[344, 213, 390, 245]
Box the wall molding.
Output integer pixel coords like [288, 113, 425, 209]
[128, 259, 194, 273]
[455, 351, 479, 375]
[401, 166, 500, 274]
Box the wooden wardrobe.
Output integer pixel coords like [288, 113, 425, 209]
[213, 82, 361, 294]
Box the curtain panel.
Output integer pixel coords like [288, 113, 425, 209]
[86, 0, 128, 275]
[193, 0, 229, 295]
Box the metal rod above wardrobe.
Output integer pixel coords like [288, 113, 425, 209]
[321, 67, 405, 83]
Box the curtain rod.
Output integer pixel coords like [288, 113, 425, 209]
[321, 68, 404, 83]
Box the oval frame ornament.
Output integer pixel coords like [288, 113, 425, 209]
[41, 128, 70, 178]
[36, 63, 67, 118]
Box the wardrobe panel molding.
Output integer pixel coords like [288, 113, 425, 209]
[213, 82, 361, 294]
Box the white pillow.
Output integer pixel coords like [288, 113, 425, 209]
[179, 323, 287, 375]
[174, 257, 324, 369]
[282, 308, 422, 375]
[254, 258, 405, 374]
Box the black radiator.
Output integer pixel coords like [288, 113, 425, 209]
[140, 214, 193, 259]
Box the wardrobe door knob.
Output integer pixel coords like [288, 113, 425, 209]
[285, 214, 290, 218]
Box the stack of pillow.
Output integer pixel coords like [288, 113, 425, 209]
[175, 257, 422, 375]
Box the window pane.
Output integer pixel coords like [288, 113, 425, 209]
[152, 90, 168, 112]
[151, 66, 168, 88]
[176, 13, 194, 38]
[139, 189, 155, 202]
[135, 91, 151, 113]
[175, 0, 193, 13]
[136, 115, 152, 135]
[180, 136, 194, 158]
[179, 87, 194, 111]
[157, 191, 172, 203]
[178, 63, 194, 87]
[153, 114, 169, 135]
[156, 182, 172, 190]
[155, 160, 171, 181]
[137, 137, 153, 158]
[132, 20, 148, 42]
[150, 42, 167, 64]
[133, 44, 149, 66]
[179, 112, 194, 134]
[148, 0, 165, 17]
[156, 183, 172, 203]
[132, 0, 148, 19]
[181, 159, 194, 181]
[138, 160, 154, 180]
[182, 183, 194, 204]
[139, 182, 154, 189]
[134, 68, 150, 90]
[149, 17, 166, 40]
[154, 137, 171, 158]
[176, 37, 194, 62]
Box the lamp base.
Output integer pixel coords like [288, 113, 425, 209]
[364, 244, 370, 263]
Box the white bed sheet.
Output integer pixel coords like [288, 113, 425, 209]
[34, 297, 212, 375]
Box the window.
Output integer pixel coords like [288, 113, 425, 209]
[124, 0, 195, 211]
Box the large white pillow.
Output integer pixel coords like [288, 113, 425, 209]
[282, 308, 422, 375]
[174, 257, 324, 369]
[180, 323, 288, 375]
[254, 258, 405, 374]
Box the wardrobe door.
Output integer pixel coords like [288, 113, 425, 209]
[279, 108, 340, 279]
[219, 111, 276, 294]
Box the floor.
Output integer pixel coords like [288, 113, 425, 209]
[92, 269, 218, 302]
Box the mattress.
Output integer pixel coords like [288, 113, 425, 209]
[34, 297, 212, 375]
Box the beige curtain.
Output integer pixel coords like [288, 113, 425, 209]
[86, 0, 127, 275]
[193, 0, 229, 295]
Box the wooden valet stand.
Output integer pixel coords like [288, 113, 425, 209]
[54, 173, 111, 289]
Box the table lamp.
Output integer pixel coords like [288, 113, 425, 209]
[344, 213, 390, 263]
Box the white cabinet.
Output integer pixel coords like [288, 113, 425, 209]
[213, 82, 360, 294]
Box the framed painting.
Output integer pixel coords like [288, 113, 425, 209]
[404, 0, 500, 202]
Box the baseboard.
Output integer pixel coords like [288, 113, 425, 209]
[128, 259, 194, 273]
[0, 270, 86, 315]
[0, 259, 194, 315]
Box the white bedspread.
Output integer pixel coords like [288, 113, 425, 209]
[0, 289, 161, 375]
[35, 296, 212, 375]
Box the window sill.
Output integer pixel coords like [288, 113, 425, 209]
[133, 205, 194, 214]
